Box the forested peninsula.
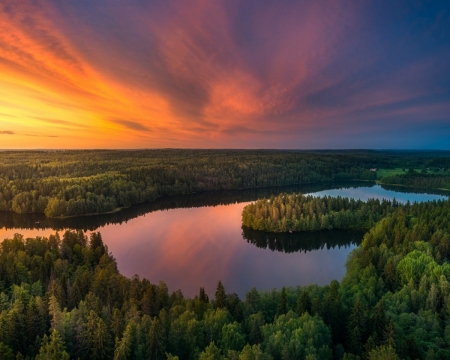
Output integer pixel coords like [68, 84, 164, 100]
[1, 199, 450, 358]
[0, 150, 449, 219]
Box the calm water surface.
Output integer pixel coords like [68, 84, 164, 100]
[0, 183, 448, 297]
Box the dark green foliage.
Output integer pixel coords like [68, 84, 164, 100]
[147, 318, 165, 360]
[380, 173, 450, 190]
[35, 329, 69, 360]
[277, 287, 287, 315]
[0, 342, 14, 360]
[347, 297, 367, 355]
[1, 171, 450, 358]
[0, 149, 393, 218]
[296, 290, 312, 315]
[242, 193, 402, 232]
[215, 281, 226, 309]
[200, 287, 209, 304]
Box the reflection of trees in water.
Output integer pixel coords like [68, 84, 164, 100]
[242, 226, 365, 254]
[379, 184, 450, 197]
[0, 181, 373, 231]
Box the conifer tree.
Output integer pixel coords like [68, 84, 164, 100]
[371, 300, 387, 342]
[297, 290, 312, 315]
[92, 317, 112, 360]
[0, 343, 14, 360]
[347, 297, 367, 355]
[35, 329, 69, 360]
[200, 287, 209, 303]
[199, 342, 223, 360]
[215, 281, 226, 309]
[147, 317, 165, 360]
[383, 320, 396, 349]
[277, 287, 287, 315]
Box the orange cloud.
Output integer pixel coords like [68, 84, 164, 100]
[0, 0, 449, 148]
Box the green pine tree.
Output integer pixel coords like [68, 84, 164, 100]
[147, 317, 165, 360]
[215, 281, 227, 309]
[297, 290, 312, 315]
[35, 329, 69, 360]
[277, 287, 287, 315]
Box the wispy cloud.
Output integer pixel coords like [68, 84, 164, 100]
[0, 0, 448, 148]
[0, 130, 58, 138]
[23, 133, 59, 138]
[31, 116, 85, 128]
[109, 119, 152, 132]
[0, 112, 16, 118]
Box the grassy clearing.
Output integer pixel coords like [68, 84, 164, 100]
[377, 168, 408, 179]
[376, 168, 436, 179]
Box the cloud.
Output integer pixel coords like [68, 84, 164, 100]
[0, 130, 58, 137]
[110, 119, 152, 132]
[31, 116, 84, 128]
[23, 133, 59, 138]
[0, 0, 449, 148]
[0, 112, 15, 118]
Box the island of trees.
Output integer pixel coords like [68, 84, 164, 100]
[241, 193, 405, 232]
[0, 196, 449, 358]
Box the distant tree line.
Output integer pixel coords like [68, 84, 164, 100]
[3, 149, 448, 218]
[380, 173, 450, 190]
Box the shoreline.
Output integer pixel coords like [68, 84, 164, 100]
[376, 180, 450, 192]
[2, 178, 449, 220]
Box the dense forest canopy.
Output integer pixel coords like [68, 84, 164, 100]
[0, 182, 373, 232]
[1, 150, 450, 358]
[241, 193, 406, 232]
[1, 197, 450, 358]
[0, 150, 449, 218]
[380, 172, 450, 190]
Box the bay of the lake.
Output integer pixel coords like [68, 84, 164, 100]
[0, 183, 448, 298]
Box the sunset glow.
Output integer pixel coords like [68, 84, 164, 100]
[1, 0, 449, 148]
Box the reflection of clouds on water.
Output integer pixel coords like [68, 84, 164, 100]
[0, 228, 60, 242]
[306, 185, 447, 203]
[96, 204, 246, 297]
[0, 202, 359, 298]
[0, 184, 447, 298]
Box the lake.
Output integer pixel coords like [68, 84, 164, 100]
[0, 182, 448, 298]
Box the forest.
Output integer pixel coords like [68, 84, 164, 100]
[380, 173, 450, 190]
[0, 182, 369, 232]
[0, 197, 449, 358]
[0, 149, 449, 218]
[241, 193, 405, 232]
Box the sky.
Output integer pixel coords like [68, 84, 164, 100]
[0, 0, 449, 149]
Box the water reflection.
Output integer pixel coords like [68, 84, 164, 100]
[0, 181, 373, 231]
[242, 226, 365, 253]
[0, 182, 448, 298]
[91, 203, 360, 298]
[309, 184, 449, 202]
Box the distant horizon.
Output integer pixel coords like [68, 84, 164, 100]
[1, 1, 449, 148]
[1, 148, 450, 152]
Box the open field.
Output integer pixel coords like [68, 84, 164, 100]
[376, 168, 438, 179]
